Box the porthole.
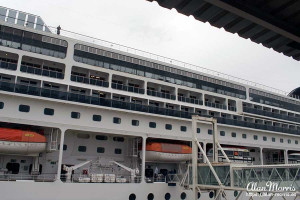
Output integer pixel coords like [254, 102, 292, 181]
[44, 108, 54, 116]
[198, 192, 201, 199]
[165, 193, 171, 200]
[19, 104, 30, 112]
[147, 193, 154, 200]
[180, 192, 186, 199]
[234, 191, 239, 197]
[209, 191, 214, 198]
[129, 193, 136, 200]
[0, 102, 4, 109]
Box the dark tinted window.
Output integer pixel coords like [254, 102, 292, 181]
[58, 144, 67, 151]
[220, 131, 225, 136]
[115, 148, 122, 154]
[96, 135, 108, 140]
[231, 132, 236, 137]
[97, 147, 105, 153]
[78, 146, 86, 152]
[272, 137, 276, 142]
[263, 136, 267, 141]
[242, 134, 247, 139]
[44, 108, 54, 116]
[0, 101, 4, 109]
[113, 117, 121, 124]
[288, 139, 291, 144]
[197, 128, 201, 134]
[132, 120, 139, 126]
[71, 112, 80, 119]
[165, 124, 172, 130]
[93, 115, 102, 122]
[208, 129, 213, 135]
[113, 137, 124, 142]
[295, 140, 298, 144]
[280, 138, 284, 143]
[254, 135, 258, 140]
[19, 104, 30, 112]
[180, 126, 187, 132]
[149, 122, 156, 128]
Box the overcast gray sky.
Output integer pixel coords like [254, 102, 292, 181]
[2, 0, 299, 93]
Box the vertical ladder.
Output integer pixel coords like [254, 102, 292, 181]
[48, 128, 58, 151]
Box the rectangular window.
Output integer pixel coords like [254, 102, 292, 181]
[242, 134, 247, 139]
[231, 132, 236, 137]
[254, 135, 258, 140]
[71, 112, 80, 119]
[113, 137, 124, 142]
[220, 131, 225, 136]
[115, 148, 122, 154]
[96, 135, 108, 140]
[263, 136, 267, 141]
[197, 128, 201, 134]
[19, 104, 30, 112]
[149, 122, 156, 128]
[0, 101, 4, 109]
[113, 117, 121, 124]
[288, 139, 291, 144]
[97, 147, 105, 153]
[272, 137, 276, 142]
[59, 144, 67, 151]
[280, 139, 284, 143]
[78, 146, 86, 152]
[44, 108, 54, 116]
[180, 126, 187, 132]
[208, 129, 213, 135]
[132, 120, 139, 126]
[295, 140, 298, 145]
[93, 115, 102, 122]
[165, 124, 172, 130]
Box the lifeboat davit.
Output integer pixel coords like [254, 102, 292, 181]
[146, 142, 192, 162]
[0, 128, 46, 156]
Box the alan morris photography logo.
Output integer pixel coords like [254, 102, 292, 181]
[246, 181, 296, 197]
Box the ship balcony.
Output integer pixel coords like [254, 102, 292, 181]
[178, 89, 203, 105]
[147, 82, 175, 100]
[0, 51, 18, 71]
[71, 75, 109, 88]
[112, 75, 145, 94]
[228, 99, 237, 112]
[204, 95, 227, 110]
[20, 56, 65, 79]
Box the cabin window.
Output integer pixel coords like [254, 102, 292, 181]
[272, 137, 276, 142]
[220, 131, 225, 136]
[147, 193, 154, 200]
[44, 108, 54, 116]
[180, 126, 187, 132]
[263, 136, 267, 141]
[149, 122, 156, 128]
[114, 148, 122, 154]
[113, 137, 124, 142]
[132, 120, 139, 126]
[77, 133, 90, 139]
[93, 114, 102, 122]
[280, 138, 284, 143]
[113, 117, 121, 124]
[254, 135, 258, 140]
[0, 101, 4, 109]
[197, 128, 201, 134]
[78, 146, 87, 152]
[58, 144, 67, 151]
[19, 104, 30, 112]
[242, 134, 247, 139]
[96, 135, 108, 140]
[288, 139, 291, 144]
[208, 129, 212, 135]
[129, 194, 136, 200]
[181, 192, 186, 200]
[231, 132, 236, 137]
[165, 124, 172, 130]
[165, 193, 171, 200]
[71, 112, 80, 119]
[295, 140, 298, 145]
[97, 147, 105, 153]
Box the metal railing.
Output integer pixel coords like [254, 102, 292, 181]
[71, 74, 109, 88]
[147, 90, 176, 100]
[0, 60, 17, 70]
[0, 173, 56, 182]
[112, 82, 144, 94]
[20, 65, 64, 79]
[205, 101, 227, 110]
[178, 96, 203, 105]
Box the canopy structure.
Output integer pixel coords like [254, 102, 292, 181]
[147, 0, 300, 61]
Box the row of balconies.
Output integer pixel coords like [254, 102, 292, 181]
[0, 78, 299, 136]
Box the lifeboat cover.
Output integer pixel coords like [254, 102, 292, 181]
[0, 128, 46, 143]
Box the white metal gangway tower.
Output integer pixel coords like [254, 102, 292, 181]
[190, 115, 300, 200]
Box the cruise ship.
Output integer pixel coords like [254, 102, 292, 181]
[0, 6, 299, 200]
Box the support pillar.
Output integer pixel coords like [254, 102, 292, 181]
[141, 136, 147, 183]
[284, 150, 288, 164]
[56, 128, 66, 181]
[260, 147, 264, 165]
[203, 142, 207, 163]
[192, 117, 198, 200]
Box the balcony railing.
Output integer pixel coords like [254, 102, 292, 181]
[0, 80, 299, 135]
[147, 90, 176, 100]
[71, 75, 109, 88]
[243, 106, 300, 123]
[112, 82, 144, 94]
[205, 101, 227, 110]
[20, 65, 64, 79]
[178, 96, 203, 105]
[0, 60, 17, 70]
[228, 106, 237, 112]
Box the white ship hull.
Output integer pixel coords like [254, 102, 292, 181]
[0, 141, 46, 156]
[146, 151, 192, 162]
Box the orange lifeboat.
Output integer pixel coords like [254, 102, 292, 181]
[0, 128, 46, 156]
[146, 142, 192, 162]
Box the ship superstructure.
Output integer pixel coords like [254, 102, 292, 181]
[0, 6, 299, 200]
